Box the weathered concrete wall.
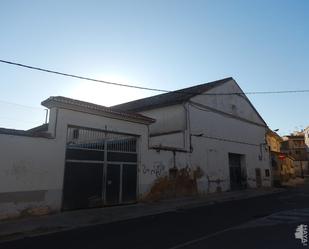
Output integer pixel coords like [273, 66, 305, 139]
[266, 134, 281, 153]
[188, 80, 271, 190]
[191, 79, 265, 126]
[0, 107, 150, 219]
[138, 79, 271, 199]
[149, 132, 186, 149]
[0, 134, 64, 219]
[140, 105, 186, 135]
[138, 149, 193, 199]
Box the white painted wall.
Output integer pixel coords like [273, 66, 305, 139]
[149, 132, 185, 149]
[0, 107, 151, 219]
[191, 79, 265, 125]
[138, 148, 190, 195]
[139, 104, 189, 151]
[138, 79, 271, 195]
[0, 134, 64, 219]
[188, 103, 271, 191]
[140, 105, 186, 135]
[141, 103, 271, 195]
[188, 80, 271, 190]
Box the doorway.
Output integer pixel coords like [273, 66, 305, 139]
[255, 168, 262, 188]
[228, 153, 246, 190]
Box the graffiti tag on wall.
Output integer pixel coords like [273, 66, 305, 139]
[142, 162, 165, 177]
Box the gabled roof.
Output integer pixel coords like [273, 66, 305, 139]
[41, 96, 155, 124]
[112, 77, 233, 112]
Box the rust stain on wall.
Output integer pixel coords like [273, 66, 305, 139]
[142, 166, 204, 202]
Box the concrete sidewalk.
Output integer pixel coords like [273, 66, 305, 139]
[0, 187, 284, 242]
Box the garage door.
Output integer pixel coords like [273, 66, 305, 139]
[62, 126, 138, 210]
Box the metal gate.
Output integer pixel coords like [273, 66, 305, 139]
[62, 126, 138, 210]
[255, 168, 262, 188]
[228, 153, 243, 190]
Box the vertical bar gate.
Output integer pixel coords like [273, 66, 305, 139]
[62, 126, 138, 210]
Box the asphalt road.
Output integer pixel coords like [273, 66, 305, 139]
[1, 184, 309, 249]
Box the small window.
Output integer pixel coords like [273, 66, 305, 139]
[265, 169, 270, 177]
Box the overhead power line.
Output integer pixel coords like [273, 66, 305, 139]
[0, 59, 169, 93]
[244, 90, 309, 95]
[1, 59, 309, 96]
[0, 99, 44, 110]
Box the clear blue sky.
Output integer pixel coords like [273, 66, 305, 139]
[0, 0, 308, 135]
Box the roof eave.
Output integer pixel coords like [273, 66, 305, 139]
[42, 97, 155, 125]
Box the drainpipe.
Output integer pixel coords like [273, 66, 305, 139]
[169, 150, 178, 180]
[147, 125, 150, 150]
[182, 102, 191, 153]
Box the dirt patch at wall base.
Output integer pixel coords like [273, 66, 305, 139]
[142, 167, 203, 202]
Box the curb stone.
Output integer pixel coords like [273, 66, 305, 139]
[0, 188, 285, 243]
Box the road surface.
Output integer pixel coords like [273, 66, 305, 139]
[1, 184, 309, 249]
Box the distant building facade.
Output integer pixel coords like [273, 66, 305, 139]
[281, 132, 308, 177]
[266, 129, 295, 186]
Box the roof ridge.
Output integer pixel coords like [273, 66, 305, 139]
[173, 77, 233, 92]
[112, 77, 233, 112]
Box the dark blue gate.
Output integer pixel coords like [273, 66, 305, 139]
[62, 126, 138, 210]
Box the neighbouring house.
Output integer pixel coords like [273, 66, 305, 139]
[0, 77, 272, 220]
[266, 129, 295, 186]
[281, 132, 309, 177]
[113, 77, 271, 197]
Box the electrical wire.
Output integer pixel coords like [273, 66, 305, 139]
[0, 59, 169, 93]
[1, 59, 309, 96]
[0, 99, 44, 110]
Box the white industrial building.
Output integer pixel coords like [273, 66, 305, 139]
[114, 77, 271, 194]
[0, 77, 271, 219]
